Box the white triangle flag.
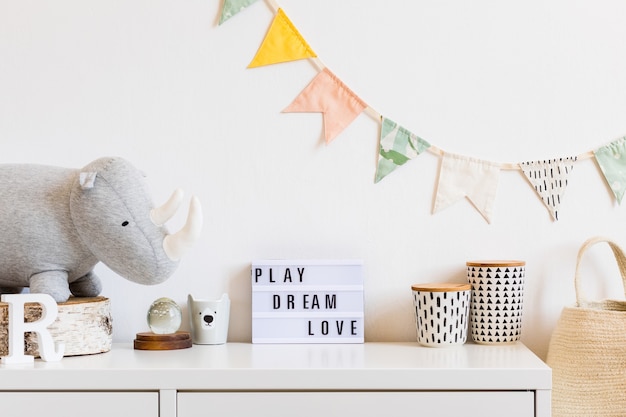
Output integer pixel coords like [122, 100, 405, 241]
[433, 153, 501, 223]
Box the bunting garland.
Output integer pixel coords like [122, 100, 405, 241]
[219, 0, 626, 223]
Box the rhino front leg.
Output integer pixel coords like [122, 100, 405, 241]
[30, 271, 71, 303]
[69, 271, 102, 298]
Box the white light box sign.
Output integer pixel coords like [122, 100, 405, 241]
[251, 260, 364, 343]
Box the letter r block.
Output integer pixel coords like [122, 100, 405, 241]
[1, 294, 65, 364]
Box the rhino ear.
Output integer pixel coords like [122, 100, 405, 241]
[79, 171, 97, 189]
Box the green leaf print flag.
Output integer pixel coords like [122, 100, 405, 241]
[375, 117, 431, 183]
[219, 0, 259, 25]
[594, 137, 626, 204]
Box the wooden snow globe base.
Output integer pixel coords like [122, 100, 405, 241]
[0, 296, 112, 358]
[133, 331, 192, 350]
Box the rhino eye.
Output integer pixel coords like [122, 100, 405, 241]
[121, 221, 129, 227]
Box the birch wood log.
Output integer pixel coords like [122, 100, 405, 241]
[0, 296, 112, 357]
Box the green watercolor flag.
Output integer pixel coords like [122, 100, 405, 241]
[219, 0, 259, 25]
[594, 137, 626, 204]
[375, 117, 430, 183]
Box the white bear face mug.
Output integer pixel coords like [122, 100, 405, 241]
[188, 294, 230, 345]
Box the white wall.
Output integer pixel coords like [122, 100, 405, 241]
[2, 0, 626, 359]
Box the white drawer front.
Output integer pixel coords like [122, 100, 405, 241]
[0, 392, 158, 417]
[178, 391, 534, 417]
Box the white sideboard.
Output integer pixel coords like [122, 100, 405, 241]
[0, 342, 551, 417]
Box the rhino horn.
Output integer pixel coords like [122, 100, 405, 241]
[163, 196, 203, 261]
[151, 189, 184, 226]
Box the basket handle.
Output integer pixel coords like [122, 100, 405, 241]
[574, 236, 626, 305]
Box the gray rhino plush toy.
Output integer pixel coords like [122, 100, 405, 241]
[0, 157, 202, 302]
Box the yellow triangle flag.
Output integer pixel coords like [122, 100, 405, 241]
[248, 8, 317, 68]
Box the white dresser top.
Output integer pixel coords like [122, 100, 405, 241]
[0, 342, 551, 391]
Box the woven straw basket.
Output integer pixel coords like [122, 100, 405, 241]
[546, 237, 626, 416]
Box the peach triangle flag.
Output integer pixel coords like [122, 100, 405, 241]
[283, 68, 367, 143]
[219, 0, 259, 25]
[248, 8, 317, 68]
